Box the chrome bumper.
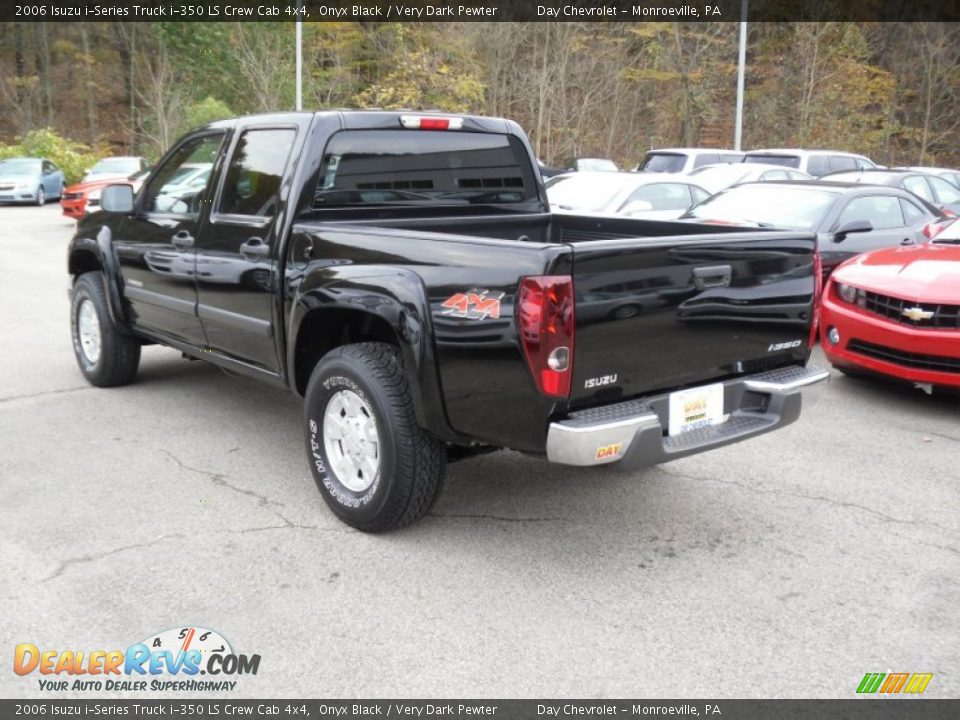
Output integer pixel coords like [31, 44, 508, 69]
[546, 364, 829, 467]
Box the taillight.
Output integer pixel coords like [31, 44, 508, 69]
[399, 115, 464, 131]
[518, 275, 575, 398]
[923, 221, 947, 239]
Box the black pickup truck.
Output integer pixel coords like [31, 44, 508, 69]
[68, 110, 828, 531]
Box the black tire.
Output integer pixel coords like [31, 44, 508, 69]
[70, 272, 141, 387]
[304, 342, 445, 532]
[35, 186, 45, 206]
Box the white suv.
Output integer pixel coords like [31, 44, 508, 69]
[743, 149, 877, 177]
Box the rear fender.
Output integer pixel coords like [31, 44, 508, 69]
[288, 265, 455, 442]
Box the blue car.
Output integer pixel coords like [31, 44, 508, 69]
[0, 157, 65, 205]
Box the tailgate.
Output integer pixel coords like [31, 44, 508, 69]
[568, 231, 817, 404]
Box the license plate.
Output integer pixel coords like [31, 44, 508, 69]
[668, 383, 726, 436]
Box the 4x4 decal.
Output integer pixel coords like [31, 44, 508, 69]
[441, 289, 504, 320]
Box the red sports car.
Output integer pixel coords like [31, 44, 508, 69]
[60, 169, 149, 220]
[820, 221, 960, 392]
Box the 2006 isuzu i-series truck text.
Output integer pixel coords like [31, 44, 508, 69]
[68, 110, 828, 531]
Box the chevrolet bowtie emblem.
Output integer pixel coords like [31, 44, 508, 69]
[902, 306, 934, 322]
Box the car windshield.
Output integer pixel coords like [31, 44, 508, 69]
[91, 159, 139, 174]
[683, 184, 837, 230]
[640, 153, 686, 173]
[744, 154, 801, 169]
[547, 174, 637, 211]
[687, 165, 754, 186]
[576, 158, 618, 172]
[0, 159, 40, 175]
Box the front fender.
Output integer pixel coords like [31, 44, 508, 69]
[287, 265, 455, 442]
[68, 225, 130, 333]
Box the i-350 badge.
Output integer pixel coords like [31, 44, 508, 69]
[441, 289, 504, 320]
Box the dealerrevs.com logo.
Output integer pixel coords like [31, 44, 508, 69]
[13, 626, 260, 692]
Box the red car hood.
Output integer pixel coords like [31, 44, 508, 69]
[64, 177, 141, 194]
[832, 243, 960, 304]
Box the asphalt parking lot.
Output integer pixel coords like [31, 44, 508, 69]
[1, 203, 958, 699]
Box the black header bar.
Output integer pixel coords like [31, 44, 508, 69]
[4, 0, 960, 23]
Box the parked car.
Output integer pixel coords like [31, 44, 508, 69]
[68, 110, 826, 531]
[83, 156, 149, 183]
[635, 148, 745, 174]
[821, 219, 960, 393]
[547, 171, 710, 219]
[743, 149, 877, 177]
[680, 181, 944, 279]
[0, 157, 65, 205]
[820, 168, 960, 216]
[895, 166, 960, 189]
[567, 157, 619, 172]
[687, 162, 812, 194]
[536, 158, 567, 179]
[61, 168, 150, 220]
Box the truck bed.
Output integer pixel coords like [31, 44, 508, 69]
[291, 211, 817, 450]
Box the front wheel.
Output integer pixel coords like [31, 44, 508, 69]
[304, 343, 445, 532]
[35, 186, 45, 206]
[71, 272, 141, 387]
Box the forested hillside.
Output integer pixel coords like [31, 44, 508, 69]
[1, 21, 958, 168]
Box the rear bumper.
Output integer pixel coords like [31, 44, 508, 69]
[546, 364, 829, 467]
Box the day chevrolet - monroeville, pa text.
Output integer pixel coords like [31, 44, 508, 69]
[67, 110, 827, 531]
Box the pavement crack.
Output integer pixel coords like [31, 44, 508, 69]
[658, 466, 960, 539]
[43, 533, 186, 582]
[160, 449, 286, 511]
[0, 386, 94, 404]
[430, 512, 564, 523]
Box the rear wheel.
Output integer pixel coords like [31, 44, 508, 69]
[304, 342, 445, 532]
[70, 272, 141, 387]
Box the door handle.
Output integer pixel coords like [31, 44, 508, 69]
[240, 237, 271, 259]
[692, 265, 732, 290]
[171, 230, 194, 250]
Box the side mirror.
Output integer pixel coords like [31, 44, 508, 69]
[101, 184, 135, 214]
[833, 219, 872, 242]
[619, 200, 654, 216]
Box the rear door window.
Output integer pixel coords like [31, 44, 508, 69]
[900, 198, 929, 224]
[828, 155, 858, 172]
[902, 175, 935, 203]
[744, 154, 801, 169]
[928, 175, 960, 204]
[806, 156, 831, 177]
[316, 130, 538, 207]
[218, 128, 297, 218]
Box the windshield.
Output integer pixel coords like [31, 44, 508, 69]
[0, 159, 40, 175]
[744, 154, 801, 169]
[576, 158, 618, 172]
[640, 153, 686, 173]
[547, 174, 635, 211]
[314, 129, 539, 209]
[90, 159, 140, 174]
[683, 185, 837, 230]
